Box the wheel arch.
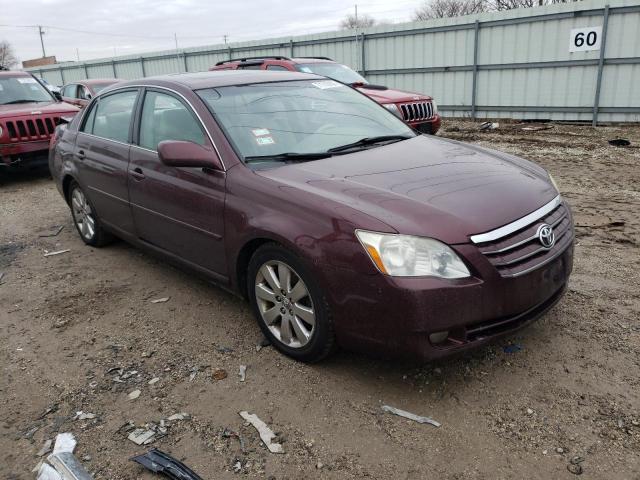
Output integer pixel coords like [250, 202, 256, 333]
[62, 174, 77, 204]
[235, 237, 281, 300]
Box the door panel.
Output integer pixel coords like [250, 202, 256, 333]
[129, 147, 226, 274]
[128, 89, 227, 276]
[74, 89, 139, 235]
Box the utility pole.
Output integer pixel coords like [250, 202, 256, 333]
[354, 5, 359, 71]
[174, 33, 182, 72]
[223, 34, 228, 45]
[76, 48, 80, 61]
[38, 25, 46, 58]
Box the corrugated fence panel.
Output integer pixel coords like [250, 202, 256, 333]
[27, 0, 640, 122]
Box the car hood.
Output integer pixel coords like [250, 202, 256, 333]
[256, 136, 558, 244]
[0, 101, 79, 118]
[356, 85, 432, 103]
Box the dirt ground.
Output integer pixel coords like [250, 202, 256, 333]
[1, 120, 639, 480]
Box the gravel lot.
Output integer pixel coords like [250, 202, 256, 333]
[1, 120, 639, 479]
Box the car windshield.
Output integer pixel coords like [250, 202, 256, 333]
[197, 79, 414, 161]
[0, 76, 54, 104]
[294, 63, 368, 85]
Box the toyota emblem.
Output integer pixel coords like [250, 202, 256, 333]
[536, 224, 555, 249]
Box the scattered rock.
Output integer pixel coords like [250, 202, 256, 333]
[212, 368, 228, 381]
[166, 412, 190, 421]
[526, 408, 534, 416]
[128, 389, 141, 400]
[74, 411, 96, 421]
[128, 428, 157, 445]
[556, 447, 565, 454]
[148, 377, 160, 385]
[567, 463, 583, 475]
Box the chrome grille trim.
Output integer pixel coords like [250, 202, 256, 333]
[399, 100, 435, 122]
[470, 195, 562, 244]
[481, 214, 567, 254]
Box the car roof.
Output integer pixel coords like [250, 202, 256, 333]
[290, 58, 335, 64]
[0, 70, 30, 78]
[81, 78, 120, 86]
[113, 70, 324, 90]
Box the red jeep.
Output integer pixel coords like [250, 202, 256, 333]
[210, 56, 441, 134]
[0, 70, 79, 170]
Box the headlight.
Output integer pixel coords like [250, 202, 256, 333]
[383, 103, 403, 119]
[0, 125, 3, 137]
[548, 173, 560, 193]
[431, 100, 438, 114]
[355, 230, 471, 278]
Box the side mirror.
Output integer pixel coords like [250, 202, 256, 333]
[157, 140, 223, 170]
[53, 91, 63, 101]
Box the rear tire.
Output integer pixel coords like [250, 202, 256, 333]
[247, 243, 336, 362]
[68, 181, 113, 247]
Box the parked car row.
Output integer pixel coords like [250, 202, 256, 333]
[47, 69, 574, 362]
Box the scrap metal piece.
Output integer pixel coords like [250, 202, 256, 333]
[130, 448, 203, 480]
[47, 452, 93, 480]
[381, 405, 441, 427]
[239, 411, 284, 453]
[44, 249, 70, 257]
[52, 433, 77, 454]
[36, 463, 62, 480]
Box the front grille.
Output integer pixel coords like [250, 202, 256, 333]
[1, 116, 61, 142]
[399, 101, 435, 122]
[474, 202, 573, 278]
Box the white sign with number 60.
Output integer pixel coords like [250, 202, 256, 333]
[569, 26, 602, 52]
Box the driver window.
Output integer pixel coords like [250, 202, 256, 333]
[138, 91, 205, 151]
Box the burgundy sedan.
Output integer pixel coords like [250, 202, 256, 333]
[49, 71, 573, 362]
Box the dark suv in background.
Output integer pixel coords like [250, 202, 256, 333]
[210, 56, 441, 134]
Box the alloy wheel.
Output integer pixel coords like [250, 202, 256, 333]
[71, 188, 96, 241]
[254, 260, 316, 348]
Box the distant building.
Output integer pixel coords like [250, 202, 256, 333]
[22, 56, 57, 69]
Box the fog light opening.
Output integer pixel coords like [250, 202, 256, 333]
[429, 331, 449, 345]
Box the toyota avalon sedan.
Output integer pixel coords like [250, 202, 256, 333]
[49, 71, 574, 362]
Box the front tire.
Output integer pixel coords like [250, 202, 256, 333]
[247, 243, 336, 362]
[69, 181, 112, 247]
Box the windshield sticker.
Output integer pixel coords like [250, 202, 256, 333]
[311, 80, 344, 90]
[256, 136, 275, 146]
[252, 128, 270, 137]
[17, 77, 38, 84]
[0, 85, 3, 91]
[299, 66, 312, 73]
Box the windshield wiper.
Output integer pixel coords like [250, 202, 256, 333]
[244, 152, 333, 163]
[2, 99, 43, 105]
[327, 135, 414, 153]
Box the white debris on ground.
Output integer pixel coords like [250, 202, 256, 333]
[239, 365, 247, 382]
[381, 405, 441, 427]
[239, 411, 284, 454]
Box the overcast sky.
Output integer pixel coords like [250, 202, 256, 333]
[1, 0, 422, 64]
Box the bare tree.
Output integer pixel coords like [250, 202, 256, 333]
[0, 40, 19, 70]
[414, 0, 486, 20]
[492, 0, 582, 10]
[340, 13, 376, 30]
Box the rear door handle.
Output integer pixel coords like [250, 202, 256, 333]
[130, 167, 146, 180]
[76, 150, 85, 160]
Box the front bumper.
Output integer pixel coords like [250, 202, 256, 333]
[323, 241, 573, 361]
[0, 141, 50, 168]
[410, 113, 442, 135]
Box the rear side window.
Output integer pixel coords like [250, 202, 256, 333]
[81, 90, 138, 143]
[138, 91, 205, 151]
[266, 65, 289, 71]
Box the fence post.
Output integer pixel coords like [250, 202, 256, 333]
[111, 60, 117, 78]
[290, 39, 294, 57]
[59, 67, 65, 85]
[592, 5, 610, 127]
[361, 33, 366, 76]
[140, 57, 146, 77]
[183, 51, 188, 72]
[471, 20, 480, 119]
[228, 46, 233, 61]
[83, 63, 88, 79]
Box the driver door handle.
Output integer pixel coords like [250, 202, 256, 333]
[76, 149, 85, 160]
[130, 167, 146, 181]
